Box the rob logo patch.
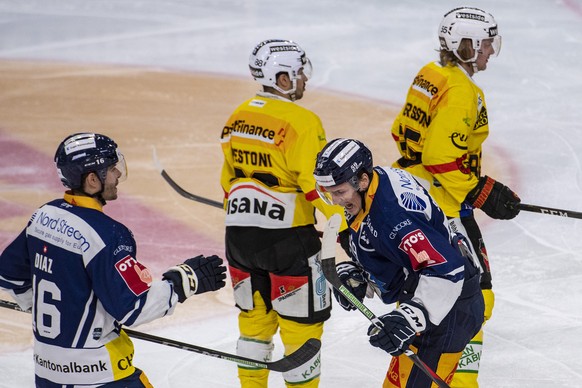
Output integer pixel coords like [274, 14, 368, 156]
[115, 255, 152, 296]
[398, 229, 447, 270]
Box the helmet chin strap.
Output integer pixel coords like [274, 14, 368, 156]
[273, 76, 298, 101]
[470, 62, 479, 74]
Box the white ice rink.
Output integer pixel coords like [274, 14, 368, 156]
[0, 0, 582, 387]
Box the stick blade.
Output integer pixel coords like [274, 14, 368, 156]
[152, 146, 163, 173]
[268, 338, 321, 372]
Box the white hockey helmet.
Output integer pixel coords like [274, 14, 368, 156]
[249, 39, 312, 98]
[438, 7, 501, 63]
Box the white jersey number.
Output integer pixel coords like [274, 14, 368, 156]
[33, 277, 62, 339]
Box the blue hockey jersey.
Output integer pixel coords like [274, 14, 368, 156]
[0, 193, 178, 386]
[347, 167, 476, 325]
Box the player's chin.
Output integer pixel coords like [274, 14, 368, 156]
[105, 189, 118, 201]
[344, 203, 359, 216]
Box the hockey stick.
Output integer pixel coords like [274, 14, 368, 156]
[518, 203, 582, 219]
[320, 214, 450, 388]
[152, 147, 223, 209]
[0, 298, 319, 372]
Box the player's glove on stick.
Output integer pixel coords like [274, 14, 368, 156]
[163, 255, 227, 302]
[466, 175, 521, 220]
[334, 261, 368, 311]
[368, 301, 428, 356]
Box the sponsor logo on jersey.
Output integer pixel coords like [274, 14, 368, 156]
[113, 244, 133, 256]
[474, 106, 488, 130]
[412, 74, 439, 97]
[387, 356, 400, 385]
[457, 341, 482, 371]
[357, 224, 375, 253]
[389, 219, 412, 240]
[114, 256, 151, 296]
[450, 132, 468, 150]
[35, 211, 91, 252]
[34, 354, 109, 373]
[226, 193, 285, 220]
[398, 229, 447, 270]
[225, 182, 295, 228]
[221, 119, 276, 142]
[400, 192, 427, 212]
[92, 328, 102, 340]
[249, 98, 265, 107]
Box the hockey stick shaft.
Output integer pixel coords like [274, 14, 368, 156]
[0, 298, 319, 372]
[518, 203, 582, 219]
[152, 147, 223, 209]
[321, 215, 450, 388]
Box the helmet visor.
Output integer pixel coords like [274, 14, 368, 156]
[315, 183, 334, 205]
[115, 151, 128, 183]
[491, 35, 502, 57]
[301, 57, 313, 80]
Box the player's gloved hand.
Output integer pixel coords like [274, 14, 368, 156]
[163, 255, 227, 302]
[466, 175, 521, 220]
[368, 301, 428, 356]
[333, 261, 368, 311]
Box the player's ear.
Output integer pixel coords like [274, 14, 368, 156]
[358, 173, 370, 191]
[276, 73, 291, 90]
[82, 172, 101, 194]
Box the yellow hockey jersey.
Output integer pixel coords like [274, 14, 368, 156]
[391, 62, 489, 217]
[220, 92, 346, 229]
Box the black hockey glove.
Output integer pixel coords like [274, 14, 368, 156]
[163, 255, 227, 302]
[466, 175, 521, 220]
[333, 261, 368, 311]
[368, 301, 428, 356]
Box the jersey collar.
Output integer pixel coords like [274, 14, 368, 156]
[64, 192, 103, 212]
[256, 91, 293, 102]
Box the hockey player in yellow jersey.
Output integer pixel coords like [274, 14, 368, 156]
[220, 39, 347, 388]
[390, 7, 521, 387]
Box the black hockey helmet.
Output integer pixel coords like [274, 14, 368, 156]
[313, 138, 373, 189]
[54, 133, 126, 190]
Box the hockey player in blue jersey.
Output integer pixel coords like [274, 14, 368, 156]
[0, 132, 227, 387]
[313, 138, 484, 387]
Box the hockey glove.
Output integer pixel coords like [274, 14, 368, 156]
[368, 301, 428, 356]
[333, 261, 368, 311]
[163, 255, 227, 302]
[466, 175, 521, 220]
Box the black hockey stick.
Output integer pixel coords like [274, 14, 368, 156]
[152, 147, 223, 209]
[0, 298, 319, 372]
[518, 203, 582, 219]
[320, 214, 450, 388]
